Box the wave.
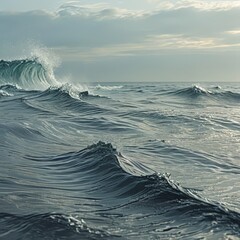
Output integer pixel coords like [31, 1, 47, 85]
[22, 85, 111, 116]
[95, 84, 123, 91]
[0, 58, 60, 90]
[169, 85, 240, 102]
[1, 141, 240, 238]
[29, 142, 240, 230]
[172, 85, 212, 97]
[216, 90, 240, 101]
[0, 213, 117, 240]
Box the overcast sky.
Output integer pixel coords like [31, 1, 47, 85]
[0, 0, 240, 82]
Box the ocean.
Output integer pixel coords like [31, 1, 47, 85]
[0, 57, 240, 239]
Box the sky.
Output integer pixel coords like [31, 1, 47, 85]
[0, 0, 240, 82]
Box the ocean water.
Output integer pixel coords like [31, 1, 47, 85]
[0, 57, 240, 240]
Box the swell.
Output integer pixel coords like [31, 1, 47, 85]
[23, 86, 111, 115]
[0, 58, 59, 90]
[171, 85, 211, 97]
[0, 83, 111, 116]
[214, 90, 240, 101]
[168, 85, 240, 102]
[28, 142, 240, 229]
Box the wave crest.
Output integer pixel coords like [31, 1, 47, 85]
[170, 85, 240, 102]
[0, 58, 59, 90]
[31, 141, 240, 227]
[173, 85, 212, 97]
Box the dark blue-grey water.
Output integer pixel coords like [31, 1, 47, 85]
[0, 58, 240, 239]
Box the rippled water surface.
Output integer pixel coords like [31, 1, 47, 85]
[0, 58, 240, 239]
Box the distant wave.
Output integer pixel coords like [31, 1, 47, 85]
[216, 90, 240, 101]
[0, 58, 59, 90]
[172, 85, 212, 97]
[95, 84, 123, 91]
[169, 85, 240, 101]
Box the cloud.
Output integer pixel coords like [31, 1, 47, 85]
[226, 29, 240, 35]
[57, 2, 146, 19]
[0, 1, 239, 81]
[145, 35, 216, 50]
[54, 34, 240, 62]
[150, 0, 240, 11]
[0, 2, 239, 53]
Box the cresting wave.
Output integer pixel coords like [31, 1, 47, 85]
[0, 58, 59, 90]
[169, 85, 240, 101]
[29, 142, 240, 228]
[173, 85, 212, 96]
[21, 86, 110, 116]
[0, 57, 110, 102]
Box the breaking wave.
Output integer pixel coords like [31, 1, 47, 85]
[0, 58, 60, 90]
